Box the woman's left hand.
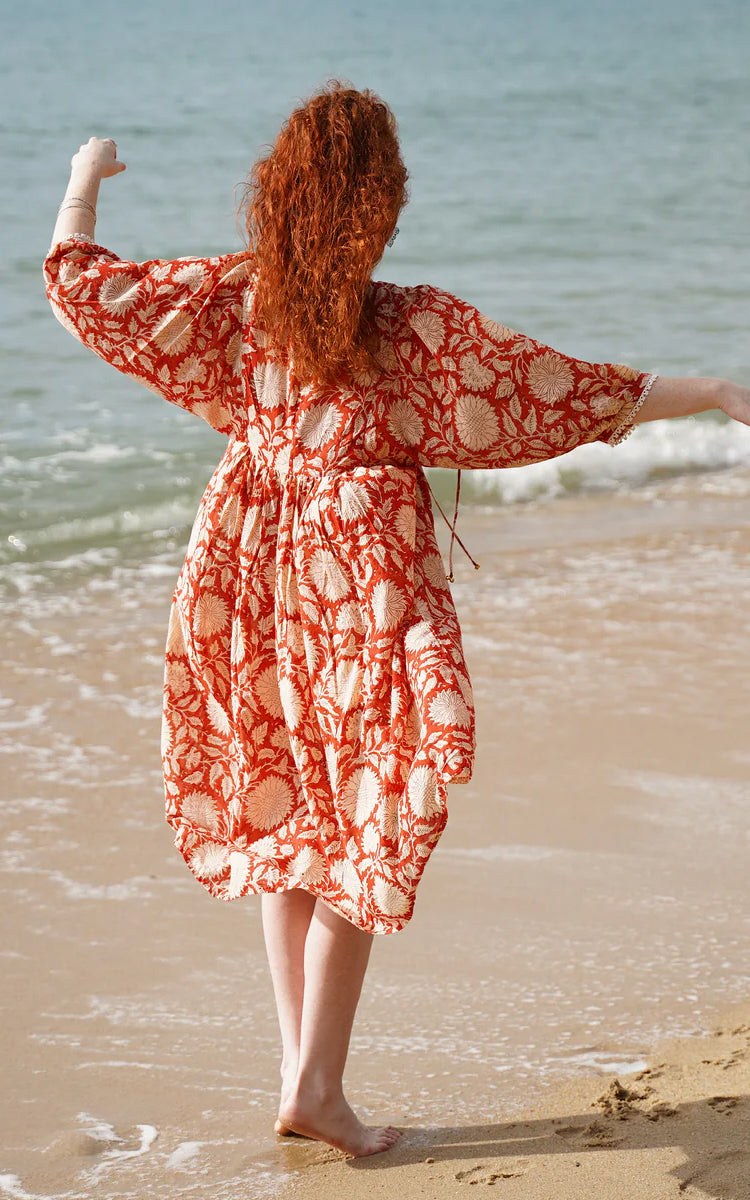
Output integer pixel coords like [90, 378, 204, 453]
[71, 136, 127, 179]
[719, 381, 750, 428]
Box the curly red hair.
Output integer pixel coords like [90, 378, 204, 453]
[236, 81, 409, 385]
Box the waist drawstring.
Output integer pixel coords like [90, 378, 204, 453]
[424, 469, 480, 582]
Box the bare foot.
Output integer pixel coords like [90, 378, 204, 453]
[277, 1086, 402, 1157]
[275, 1068, 308, 1137]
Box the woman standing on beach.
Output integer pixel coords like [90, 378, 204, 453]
[43, 81, 750, 1160]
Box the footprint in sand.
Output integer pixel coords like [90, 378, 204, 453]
[678, 1148, 750, 1194]
[554, 1124, 586, 1139]
[583, 1119, 625, 1148]
[706, 1095, 740, 1114]
[455, 1161, 528, 1184]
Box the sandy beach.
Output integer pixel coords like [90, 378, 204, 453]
[2, 464, 749, 1199]
[274, 997, 750, 1199]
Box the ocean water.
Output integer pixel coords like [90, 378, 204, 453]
[2, 0, 750, 603]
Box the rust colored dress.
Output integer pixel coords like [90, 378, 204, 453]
[43, 233, 656, 934]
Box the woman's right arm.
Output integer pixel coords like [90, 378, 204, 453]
[636, 375, 750, 427]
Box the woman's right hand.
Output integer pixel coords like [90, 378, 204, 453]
[71, 136, 126, 179]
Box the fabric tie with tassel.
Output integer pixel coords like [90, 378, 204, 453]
[424, 469, 480, 581]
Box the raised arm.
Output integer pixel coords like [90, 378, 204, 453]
[44, 138, 253, 436]
[50, 136, 125, 250]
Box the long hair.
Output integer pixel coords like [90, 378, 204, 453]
[236, 81, 409, 385]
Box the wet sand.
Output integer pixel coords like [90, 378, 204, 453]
[1, 466, 749, 1198]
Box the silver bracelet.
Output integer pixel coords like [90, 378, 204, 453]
[58, 196, 97, 217]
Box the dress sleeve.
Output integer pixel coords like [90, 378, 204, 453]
[42, 233, 253, 435]
[388, 284, 657, 468]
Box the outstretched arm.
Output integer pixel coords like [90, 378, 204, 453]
[636, 375, 750, 428]
[50, 136, 126, 250]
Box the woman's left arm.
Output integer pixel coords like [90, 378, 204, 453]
[50, 136, 126, 249]
[635, 375, 750, 428]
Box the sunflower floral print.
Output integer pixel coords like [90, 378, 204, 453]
[43, 234, 656, 934]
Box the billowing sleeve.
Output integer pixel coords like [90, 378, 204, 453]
[42, 233, 253, 435]
[387, 284, 657, 468]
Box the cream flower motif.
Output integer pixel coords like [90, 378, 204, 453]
[371, 580, 407, 631]
[181, 790, 220, 832]
[459, 351, 495, 391]
[188, 841, 229, 879]
[346, 710, 363, 743]
[422, 553, 449, 589]
[98, 272, 142, 314]
[374, 338, 399, 370]
[241, 505, 263, 552]
[174, 355, 208, 385]
[429, 690, 471, 728]
[337, 480, 370, 521]
[332, 857, 362, 900]
[372, 875, 410, 917]
[354, 767, 380, 826]
[590, 392, 622, 418]
[335, 659, 362, 710]
[409, 308, 444, 353]
[173, 262, 207, 290]
[225, 330, 243, 375]
[526, 352, 574, 404]
[380, 793, 400, 841]
[404, 621, 434, 653]
[408, 765, 441, 818]
[455, 393, 500, 450]
[165, 659, 192, 698]
[278, 677, 302, 729]
[387, 399, 424, 446]
[256, 360, 287, 409]
[308, 549, 351, 602]
[255, 665, 284, 716]
[393, 503, 416, 549]
[206, 692, 231, 735]
[298, 404, 342, 448]
[194, 592, 230, 639]
[160, 713, 174, 757]
[478, 312, 519, 343]
[245, 774, 294, 830]
[250, 835, 280, 858]
[324, 743, 339, 791]
[289, 845, 326, 885]
[227, 851, 250, 898]
[340, 766, 380, 826]
[220, 493, 241, 538]
[151, 308, 195, 356]
[336, 601, 364, 632]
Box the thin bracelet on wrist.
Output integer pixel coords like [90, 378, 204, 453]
[58, 197, 97, 216]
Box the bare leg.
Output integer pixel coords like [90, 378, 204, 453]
[260, 888, 317, 1134]
[277, 897, 402, 1157]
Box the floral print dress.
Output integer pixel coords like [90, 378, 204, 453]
[43, 233, 657, 934]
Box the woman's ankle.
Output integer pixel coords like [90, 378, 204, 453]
[286, 1068, 344, 1106]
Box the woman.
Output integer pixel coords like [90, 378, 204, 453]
[43, 81, 750, 1159]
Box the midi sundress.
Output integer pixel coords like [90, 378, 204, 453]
[43, 233, 657, 934]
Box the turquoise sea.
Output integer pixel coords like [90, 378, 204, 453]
[2, 0, 750, 604]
